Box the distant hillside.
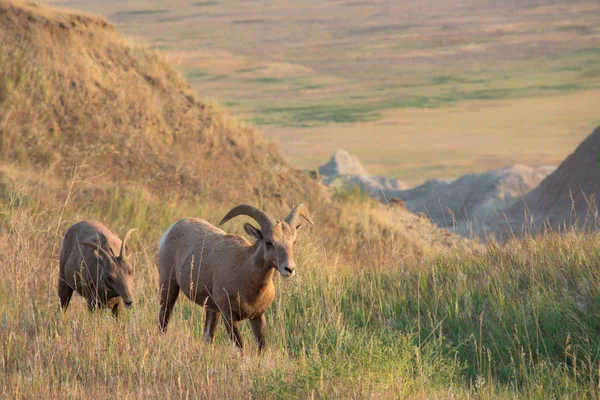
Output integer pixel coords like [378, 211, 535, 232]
[318, 149, 554, 235]
[499, 126, 600, 235]
[0, 0, 320, 206]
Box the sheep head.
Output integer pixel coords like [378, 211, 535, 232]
[80, 228, 137, 307]
[219, 203, 314, 278]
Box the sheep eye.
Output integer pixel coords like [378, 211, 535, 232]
[265, 241, 274, 249]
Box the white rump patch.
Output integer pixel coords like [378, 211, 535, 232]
[159, 222, 177, 250]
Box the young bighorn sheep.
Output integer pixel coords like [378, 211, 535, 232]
[58, 220, 136, 318]
[157, 203, 313, 351]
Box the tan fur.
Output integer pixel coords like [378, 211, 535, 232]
[158, 210, 308, 351]
[58, 220, 135, 317]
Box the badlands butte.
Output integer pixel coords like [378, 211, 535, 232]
[319, 125, 600, 238]
[2, 1, 600, 399]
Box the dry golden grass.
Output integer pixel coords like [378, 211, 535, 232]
[2, 162, 600, 399]
[0, 158, 471, 398]
[0, 0, 319, 206]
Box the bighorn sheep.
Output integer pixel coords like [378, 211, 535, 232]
[58, 220, 136, 317]
[157, 203, 313, 351]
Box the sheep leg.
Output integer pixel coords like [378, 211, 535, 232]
[249, 314, 267, 352]
[223, 316, 243, 349]
[158, 280, 180, 332]
[203, 310, 221, 344]
[57, 279, 74, 311]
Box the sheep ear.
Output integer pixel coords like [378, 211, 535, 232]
[244, 223, 263, 240]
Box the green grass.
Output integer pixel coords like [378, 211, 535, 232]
[458, 83, 598, 100]
[250, 77, 600, 126]
[148, 44, 172, 51]
[192, 1, 218, 6]
[183, 69, 230, 82]
[185, 69, 209, 80]
[116, 9, 169, 16]
[188, 44, 600, 129]
[344, 1, 373, 6]
[432, 75, 488, 85]
[234, 67, 262, 74]
[252, 97, 432, 126]
[546, 47, 600, 61]
[158, 16, 186, 23]
[256, 96, 435, 125]
[259, 104, 379, 125]
[2, 171, 600, 397]
[177, 41, 600, 132]
[233, 18, 266, 25]
[273, 238, 600, 396]
[331, 183, 374, 205]
[296, 84, 326, 90]
[254, 77, 285, 84]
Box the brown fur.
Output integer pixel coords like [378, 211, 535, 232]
[158, 213, 306, 351]
[58, 220, 135, 317]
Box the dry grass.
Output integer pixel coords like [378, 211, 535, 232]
[0, 156, 469, 398]
[0, 0, 319, 206]
[2, 162, 600, 399]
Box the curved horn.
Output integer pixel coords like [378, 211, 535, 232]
[80, 242, 114, 262]
[219, 204, 274, 233]
[119, 229, 138, 259]
[285, 203, 314, 226]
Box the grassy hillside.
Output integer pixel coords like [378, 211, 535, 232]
[2, 169, 600, 398]
[0, 0, 318, 204]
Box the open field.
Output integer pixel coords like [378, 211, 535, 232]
[267, 89, 600, 184]
[47, 0, 600, 182]
[2, 166, 600, 398]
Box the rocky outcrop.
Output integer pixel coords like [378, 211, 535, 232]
[318, 149, 555, 235]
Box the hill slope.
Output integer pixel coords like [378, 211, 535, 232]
[0, 0, 319, 205]
[499, 126, 600, 235]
